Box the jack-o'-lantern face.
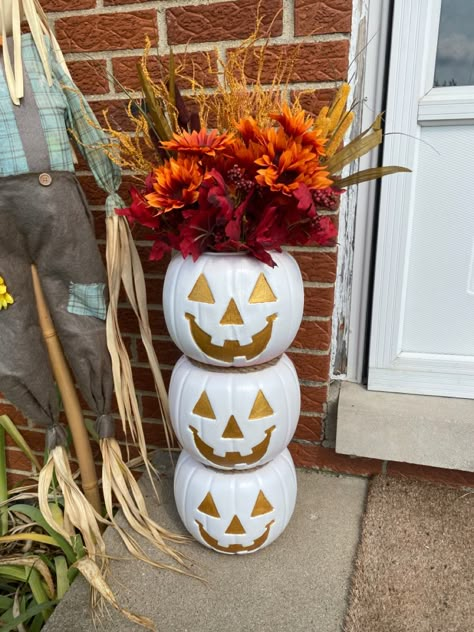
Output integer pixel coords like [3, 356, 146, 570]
[185, 272, 278, 363]
[174, 449, 297, 554]
[195, 490, 275, 553]
[189, 388, 276, 467]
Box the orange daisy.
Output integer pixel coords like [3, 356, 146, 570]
[161, 129, 234, 157]
[231, 138, 266, 173]
[146, 157, 203, 212]
[270, 104, 327, 155]
[303, 165, 333, 191]
[270, 104, 313, 137]
[255, 141, 317, 195]
[235, 116, 263, 144]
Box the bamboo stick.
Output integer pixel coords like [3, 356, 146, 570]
[31, 265, 102, 515]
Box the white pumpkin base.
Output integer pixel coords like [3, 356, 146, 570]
[174, 449, 297, 555]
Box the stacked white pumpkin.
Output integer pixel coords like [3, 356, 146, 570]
[164, 251, 304, 554]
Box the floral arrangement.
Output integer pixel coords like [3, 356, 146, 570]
[103, 35, 408, 267]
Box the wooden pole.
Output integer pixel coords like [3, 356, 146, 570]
[31, 265, 102, 515]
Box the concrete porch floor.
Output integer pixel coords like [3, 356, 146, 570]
[44, 456, 368, 632]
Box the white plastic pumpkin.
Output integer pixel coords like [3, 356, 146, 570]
[169, 354, 300, 470]
[174, 449, 297, 554]
[163, 252, 304, 367]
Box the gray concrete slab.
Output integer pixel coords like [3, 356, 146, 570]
[45, 458, 367, 632]
[336, 382, 474, 471]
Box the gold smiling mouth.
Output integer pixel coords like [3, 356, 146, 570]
[196, 520, 275, 553]
[185, 313, 277, 362]
[190, 425, 276, 467]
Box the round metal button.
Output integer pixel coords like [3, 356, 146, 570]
[39, 173, 52, 187]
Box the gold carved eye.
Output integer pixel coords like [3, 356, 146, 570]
[188, 274, 215, 303]
[249, 273, 277, 303]
[251, 491, 274, 517]
[197, 492, 220, 517]
[248, 390, 274, 419]
[192, 391, 216, 419]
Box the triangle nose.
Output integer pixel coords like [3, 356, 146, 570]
[220, 299, 244, 325]
[225, 515, 246, 535]
[221, 415, 244, 439]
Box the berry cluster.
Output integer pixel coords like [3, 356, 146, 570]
[312, 187, 341, 211]
[227, 164, 254, 194]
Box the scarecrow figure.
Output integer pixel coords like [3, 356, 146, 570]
[0, 0, 182, 573]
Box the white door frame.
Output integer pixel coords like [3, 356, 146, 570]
[332, 0, 393, 382]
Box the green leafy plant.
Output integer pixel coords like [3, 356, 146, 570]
[0, 416, 82, 630]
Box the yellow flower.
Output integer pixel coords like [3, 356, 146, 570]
[0, 276, 14, 310]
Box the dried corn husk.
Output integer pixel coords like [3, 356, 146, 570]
[38, 447, 108, 567]
[75, 557, 156, 631]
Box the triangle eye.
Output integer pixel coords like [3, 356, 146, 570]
[192, 391, 216, 419]
[197, 492, 220, 518]
[188, 274, 215, 303]
[248, 390, 274, 419]
[251, 491, 274, 517]
[249, 273, 277, 303]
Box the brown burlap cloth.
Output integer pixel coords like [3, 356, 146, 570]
[344, 476, 474, 632]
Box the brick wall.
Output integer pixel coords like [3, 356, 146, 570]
[3, 0, 472, 489]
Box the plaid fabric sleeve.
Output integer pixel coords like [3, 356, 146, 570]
[67, 282, 107, 320]
[50, 51, 127, 216]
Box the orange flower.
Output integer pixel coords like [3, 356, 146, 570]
[235, 116, 263, 144]
[146, 157, 203, 212]
[231, 138, 266, 172]
[302, 165, 333, 190]
[270, 104, 313, 137]
[270, 104, 327, 155]
[161, 129, 234, 156]
[256, 141, 317, 195]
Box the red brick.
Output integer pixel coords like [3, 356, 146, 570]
[112, 51, 218, 93]
[55, 11, 158, 53]
[387, 461, 474, 489]
[292, 319, 331, 351]
[118, 307, 167, 337]
[42, 0, 96, 10]
[290, 250, 338, 283]
[167, 0, 283, 45]
[7, 471, 36, 488]
[0, 403, 29, 426]
[68, 60, 109, 96]
[144, 277, 165, 306]
[300, 384, 327, 413]
[136, 338, 181, 367]
[89, 99, 135, 132]
[289, 443, 382, 475]
[294, 415, 323, 442]
[292, 88, 338, 117]
[104, 0, 154, 4]
[5, 429, 46, 455]
[133, 366, 172, 393]
[6, 449, 34, 473]
[139, 247, 170, 275]
[304, 286, 335, 318]
[288, 352, 330, 382]
[141, 396, 164, 421]
[244, 41, 349, 84]
[294, 0, 352, 36]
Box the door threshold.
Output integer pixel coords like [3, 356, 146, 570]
[336, 382, 474, 472]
